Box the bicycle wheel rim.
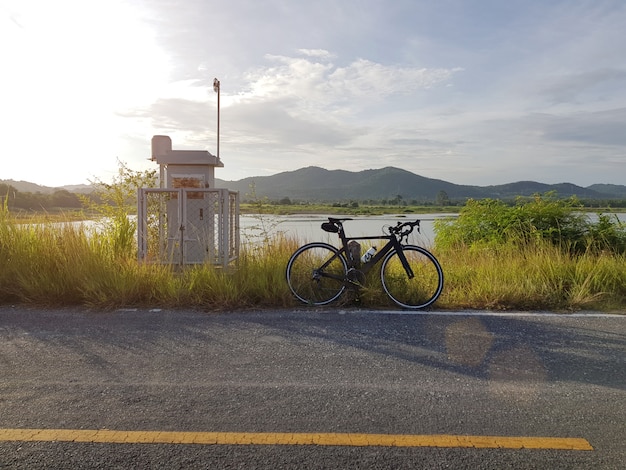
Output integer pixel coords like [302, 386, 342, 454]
[286, 243, 347, 306]
[381, 245, 444, 309]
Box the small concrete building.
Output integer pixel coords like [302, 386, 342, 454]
[150, 135, 223, 190]
[138, 136, 239, 267]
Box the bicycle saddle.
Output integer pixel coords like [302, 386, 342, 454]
[321, 222, 339, 233]
[321, 217, 352, 233]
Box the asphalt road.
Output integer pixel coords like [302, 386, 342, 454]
[0, 307, 624, 469]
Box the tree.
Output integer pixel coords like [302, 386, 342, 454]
[51, 189, 81, 208]
[436, 190, 450, 206]
[80, 160, 157, 258]
[390, 194, 404, 206]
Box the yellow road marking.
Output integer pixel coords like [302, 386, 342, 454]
[0, 429, 593, 450]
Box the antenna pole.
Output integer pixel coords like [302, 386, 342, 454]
[213, 78, 220, 161]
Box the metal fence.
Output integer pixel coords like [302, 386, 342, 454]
[137, 188, 239, 267]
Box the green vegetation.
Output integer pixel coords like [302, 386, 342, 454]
[434, 194, 626, 311]
[0, 209, 298, 309]
[1, 182, 625, 311]
[240, 202, 461, 216]
[435, 194, 626, 254]
[78, 162, 157, 259]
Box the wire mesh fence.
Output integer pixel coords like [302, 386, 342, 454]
[138, 188, 239, 267]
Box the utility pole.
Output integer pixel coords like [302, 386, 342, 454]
[213, 78, 220, 161]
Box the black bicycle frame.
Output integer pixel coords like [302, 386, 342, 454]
[320, 224, 415, 280]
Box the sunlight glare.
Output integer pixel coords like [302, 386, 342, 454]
[1, 0, 171, 185]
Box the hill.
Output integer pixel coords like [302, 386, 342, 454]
[216, 166, 621, 202]
[587, 184, 626, 198]
[0, 180, 92, 194]
[2, 167, 625, 202]
[0, 180, 57, 194]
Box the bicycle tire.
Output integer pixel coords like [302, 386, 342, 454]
[380, 245, 444, 309]
[286, 242, 348, 306]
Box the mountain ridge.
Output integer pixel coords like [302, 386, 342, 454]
[214, 166, 625, 201]
[0, 179, 93, 194]
[2, 167, 625, 201]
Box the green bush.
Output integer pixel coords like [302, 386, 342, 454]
[435, 193, 626, 255]
[79, 161, 157, 259]
[586, 213, 626, 253]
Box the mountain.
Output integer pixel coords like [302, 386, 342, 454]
[218, 166, 483, 201]
[215, 166, 622, 202]
[2, 167, 625, 201]
[58, 184, 93, 194]
[0, 180, 56, 194]
[0, 180, 92, 194]
[587, 184, 626, 198]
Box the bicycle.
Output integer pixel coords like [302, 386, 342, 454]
[285, 217, 444, 309]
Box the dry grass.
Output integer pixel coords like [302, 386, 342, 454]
[1, 211, 624, 311]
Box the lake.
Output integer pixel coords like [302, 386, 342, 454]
[240, 212, 626, 247]
[240, 213, 454, 246]
[35, 211, 625, 250]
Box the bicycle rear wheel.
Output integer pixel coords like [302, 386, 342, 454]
[286, 242, 348, 306]
[380, 245, 443, 309]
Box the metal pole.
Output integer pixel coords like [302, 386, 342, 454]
[213, 78, 220, 161]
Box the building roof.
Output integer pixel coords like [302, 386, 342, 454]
[154, 150, 223, 167]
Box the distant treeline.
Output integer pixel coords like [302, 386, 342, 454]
[1, 184, 85, 211]
[3, 183, 626, 212]
[251, 194, 626, 209]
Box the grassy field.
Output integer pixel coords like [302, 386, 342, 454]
[1, 207, 624, 312]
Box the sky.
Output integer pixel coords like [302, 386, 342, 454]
[1, 0, 625, 188]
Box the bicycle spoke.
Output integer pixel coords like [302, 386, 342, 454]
[286, 243, 348, 305]
[381, 245, 443, 309]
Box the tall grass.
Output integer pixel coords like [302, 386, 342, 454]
[0, 208, 300, 309]
[433, 194, 626, 311]
[1, 204, 624, 311]
[434, 242, 626, 311]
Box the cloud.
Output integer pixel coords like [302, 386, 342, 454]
[297, 49, 336, 59]
[6, 0, 625, 188]
[540, 69, 626, 104]
[146, 98, 212, 133]
[131, 51, 462, 171]
[238, 52, 462, 113]
[531, 108, 626, 147]
[225, 100, 354, 148]
[328, 59, 463, 99]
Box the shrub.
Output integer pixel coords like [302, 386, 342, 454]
[79, 160, 157, 259]
[435, 193, 626, 255]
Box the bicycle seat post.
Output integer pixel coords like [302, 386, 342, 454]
[338, 222, 348, 242]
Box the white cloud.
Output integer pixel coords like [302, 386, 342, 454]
[297, 49, 336, 59]
[235, 53, 461, 118]
[539, 69, 626, 105]
[328, 60, 462, 98]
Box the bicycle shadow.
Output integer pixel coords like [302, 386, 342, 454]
[234, 310, 626, 394]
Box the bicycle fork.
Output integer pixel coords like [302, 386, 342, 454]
[394, 247, 415, 279]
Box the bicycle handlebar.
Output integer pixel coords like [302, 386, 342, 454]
[388, 219, 421, 237]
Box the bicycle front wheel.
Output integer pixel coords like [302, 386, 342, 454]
[286, 242, 348, 306]
[381, 245, 444, 309]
